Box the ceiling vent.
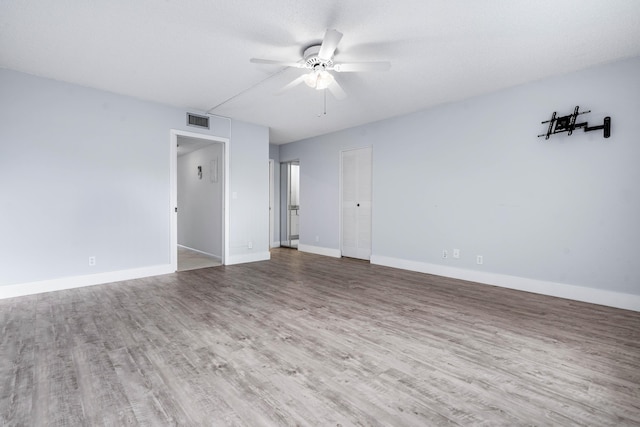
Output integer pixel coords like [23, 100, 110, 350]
[187, 113, 210, 129]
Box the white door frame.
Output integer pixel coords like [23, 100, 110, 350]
[170, 129, 230, 271]
[269, 159, 275, 248]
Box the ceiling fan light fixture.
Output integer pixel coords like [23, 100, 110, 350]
[304, 72, 318, 88]
[315, 71, 334, 90]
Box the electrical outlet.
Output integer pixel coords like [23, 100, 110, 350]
[88, 256, 96, 266]
[315, 235, 319, 242]
[442, 249, 448, 259]
[248, 241, 253, 249]
[453, 249, 460, 259]
[476, 255, 483, 265]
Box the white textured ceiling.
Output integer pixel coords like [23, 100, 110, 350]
[2, 1, 640, 144]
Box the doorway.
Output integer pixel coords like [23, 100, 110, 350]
[341, 146, 372, 260]
[170, 130, 229, 272]
[269, 159, 275, 248]
[280, 160, 300, 249]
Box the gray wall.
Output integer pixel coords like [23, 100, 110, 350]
[0, 68, 268, 288]
[280, 56, 640, 297]
[177, 143, 223, 257]
[228, 120, 270, 258]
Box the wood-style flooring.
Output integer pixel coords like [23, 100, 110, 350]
[1, 248, 639, 426]
[178, 246, 222, 272]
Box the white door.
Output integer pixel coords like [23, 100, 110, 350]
[341, 147, 372, 260]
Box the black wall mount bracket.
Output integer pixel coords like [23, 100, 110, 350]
[538, 106, 610, 140]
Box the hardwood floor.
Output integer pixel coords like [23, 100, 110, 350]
[178, 246, 222, 272]
[1, 248, 639, 426]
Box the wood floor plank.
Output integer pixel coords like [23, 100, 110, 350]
[32, 345, 85, 426]
[1, 248, 639, 425]
[72, 343, 138, 425]
[0, 297, 36, 426]
[110, 346, 200, 425]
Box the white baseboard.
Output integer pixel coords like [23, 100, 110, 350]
[298, 244, 341, 258]
[0, 265, 174, 300]
[225, 251, 270, 266]
[6, 252, 635, 313]
[370, 255, 640, 312]
[270, 241, 281, 248]
[178, 244, 222, 261]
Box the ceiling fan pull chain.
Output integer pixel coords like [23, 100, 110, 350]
[324, 89, 327, 115]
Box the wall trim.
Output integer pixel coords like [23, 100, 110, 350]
[298, 244, 341, 258]
[225, 251, 271, 266]
[370, 255, 640, 312]
[271, 241, 281, 248]
[0, 265, 173, 300]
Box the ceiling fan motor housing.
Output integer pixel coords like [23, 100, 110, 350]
[303, 45, 333, 70]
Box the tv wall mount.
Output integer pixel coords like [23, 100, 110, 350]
[538, 106, 610, 140]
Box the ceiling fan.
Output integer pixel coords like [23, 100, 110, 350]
[250, 29, 391, 100]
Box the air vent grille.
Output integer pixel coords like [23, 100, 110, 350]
[187, 113, 210, 129]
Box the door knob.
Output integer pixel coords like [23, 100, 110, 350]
[357, 203, 360, 207]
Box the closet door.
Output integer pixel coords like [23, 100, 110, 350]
[341, 147, 372, 260]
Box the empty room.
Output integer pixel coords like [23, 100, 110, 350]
[1, 1, 640, 425]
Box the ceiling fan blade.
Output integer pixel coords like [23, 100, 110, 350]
[327, 79, 347, 100]
[333, 62, 392, 72]
[250, 58, 304, 68]
[318, 29, 343, 60]
[276, 74, 309, 95]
